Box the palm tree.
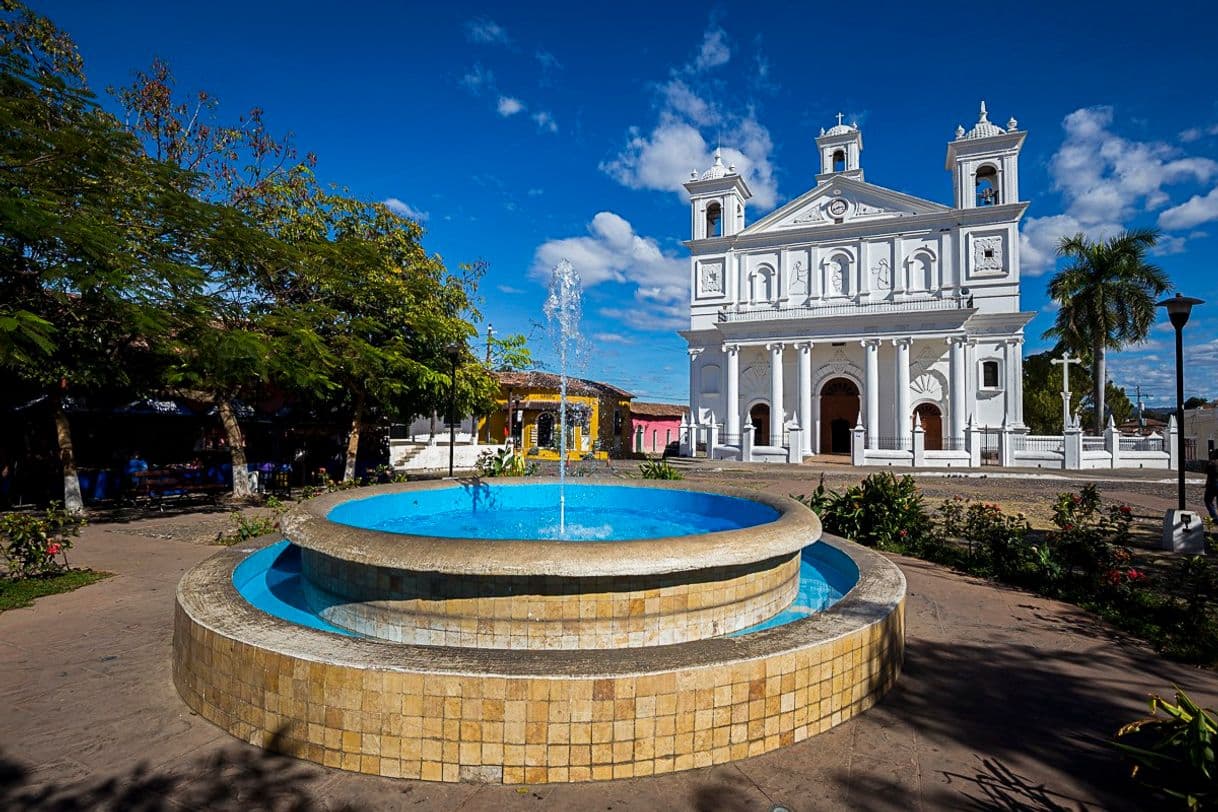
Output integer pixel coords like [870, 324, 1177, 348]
[1044, 228, 1170, 432]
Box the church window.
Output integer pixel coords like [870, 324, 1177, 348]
[975, 165, 999, 206]
[705, 202, 722, 237]
[832, 150, 846, 173]
[981, 360, 1001, 389]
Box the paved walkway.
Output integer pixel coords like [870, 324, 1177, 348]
[2, 486, 1216, 810]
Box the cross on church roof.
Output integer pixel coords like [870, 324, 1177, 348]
[836, 112, 844, 126]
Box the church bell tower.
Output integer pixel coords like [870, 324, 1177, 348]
[945, 101, 1025, 209]
[815, 114, 863, 183]
[684, 148, 752, 241]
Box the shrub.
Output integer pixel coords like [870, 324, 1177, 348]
[936, 497, 1032, 579]
[1116, 689, 1218, 809]
[796, 472, 932, 552]
[638, 459, 683, 480]
[1050, 484, 1133, 585]
[0, 503, 84, 578]
[476, 447, 535, 478]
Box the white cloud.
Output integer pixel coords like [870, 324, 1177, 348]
[497, 96, 525, 116]
[692, 26, 730, 71]
[532, 111, 558, 133]
[1019, 106, 1218, 275]
[466, 18, 509, 45]
[382, 198, 428, 221]
[497, 284, 525, 295]
[593, 332, 634, 345]
[602, 24, 777, 210]
[1159, 187, 1218, 230]
[460, 63, 493, 95]
[1180, 124, 1218, 143]
[530, 211, 688, 332]
[602, 112, 778, 209]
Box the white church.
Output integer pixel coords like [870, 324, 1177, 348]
[681, 103, 1033, 462]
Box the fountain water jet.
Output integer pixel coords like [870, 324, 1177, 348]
[543, 259, 582, 537]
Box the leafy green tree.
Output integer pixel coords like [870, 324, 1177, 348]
[248, 171, 499, 481]
[1024, 350, 1136, 433]
[0, 2, 218, 511]
[111, 58, 313, 498]
[1185, 396, 1210, 410]
[1044, 229, 1171, 433]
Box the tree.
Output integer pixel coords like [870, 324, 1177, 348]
[1044, 229, 1171, 433]
[1185, 396, 1210, 410]
[111, 58, 313, 498]
[248, 171, 499, 481]
[0, 2, 219, 511]
[1024, 350, 1135, 432]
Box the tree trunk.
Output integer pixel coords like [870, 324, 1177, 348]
[216, 397, 252, 499]
[1093, 343, 1107, 434]
[344, 393, 365, 483]
[52, 392, 84, 515]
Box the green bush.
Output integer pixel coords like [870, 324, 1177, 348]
[936, 496, 1032, 579]
[796, 472, 932, 551]
[476, 447, 535, 478]
[1116, 689, 1218, 809]
[638, 459, 683, 480]
[0, 503, 84, 578]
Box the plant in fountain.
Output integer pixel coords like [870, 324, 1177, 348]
[543, 259, 585, 536]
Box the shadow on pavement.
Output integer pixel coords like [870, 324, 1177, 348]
[0, 728, 355, 812]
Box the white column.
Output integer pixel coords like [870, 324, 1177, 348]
[894, 338, 911, 445]
[688, 348, 702, 426]
[797, 342, 814, 456]
[767, 342, 785, 446]
[724, 344, 740, 440]
[949, 337, 967, 442]
[863, 339, 880, 449]
[1007, 338, 1024, 426]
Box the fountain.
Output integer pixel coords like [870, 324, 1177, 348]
[171, 260, 907, 785]
[542, 258, 582, 536]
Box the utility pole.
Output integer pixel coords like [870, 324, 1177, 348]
[485, 323, 494, 365]
[1136, 384, 1144, 430]
[1051, 351, 1084, 431]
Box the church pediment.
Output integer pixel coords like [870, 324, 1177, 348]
[740, 177, 951, 236]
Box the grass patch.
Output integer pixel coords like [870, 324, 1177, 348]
[0, 569, 113, 612]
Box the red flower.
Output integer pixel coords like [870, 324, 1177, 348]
[1119, 505, 1132, 515]
[1063, 523, 1074, 532]
[1127, 568, 1145, 581]
[899, 529, 909, 537]
[47, 542, 62, 556]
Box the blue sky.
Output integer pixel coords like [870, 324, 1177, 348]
[45, 0, 1218, 405]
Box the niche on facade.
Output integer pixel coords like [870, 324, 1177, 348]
[905, 249, 936, 293]
[822, 252, 853, 297]
[750, 264, 776, 304]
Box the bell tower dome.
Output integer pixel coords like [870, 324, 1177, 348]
[945, 101, 1026, 209]
[684, 147, 752, 241]
[815, 113, 863, 183]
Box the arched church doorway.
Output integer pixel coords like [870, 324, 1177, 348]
[820, 377, 860, 454]
[914, 403, 943, 450]
[749, 404, 770, 445]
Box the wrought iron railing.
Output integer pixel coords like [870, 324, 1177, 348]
[1121, 436, 1165, 452]
[1013, 435, 1064, 454]
[872, 436, 912, 451]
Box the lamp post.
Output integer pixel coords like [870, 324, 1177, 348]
[1158, 293, 1204, 510]
[446, 342, 463, 478]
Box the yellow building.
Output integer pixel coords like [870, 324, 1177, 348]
[479, 371, 634, 460]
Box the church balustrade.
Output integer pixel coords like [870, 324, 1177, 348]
[718, 296, 962, 323]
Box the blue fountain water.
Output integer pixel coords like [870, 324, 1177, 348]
[326, 483, 781, 541]
[233, 540, 856, 639]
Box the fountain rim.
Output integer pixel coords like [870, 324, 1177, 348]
[180, 531, 903, 679]
[281, 478, 820, 578]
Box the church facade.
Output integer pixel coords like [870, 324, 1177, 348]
[681, 104, 1034, 459]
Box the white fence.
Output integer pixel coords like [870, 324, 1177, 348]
[681, 414, 1177, 471]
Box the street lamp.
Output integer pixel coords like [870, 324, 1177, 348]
[1158, 293, 1204, 512]
[446, 341, 463, 478]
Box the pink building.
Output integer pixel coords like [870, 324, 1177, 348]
[630, 402, 689, 455]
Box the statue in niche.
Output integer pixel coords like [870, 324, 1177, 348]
[829, 257, 847, 295]
[872, 258, 891, 289]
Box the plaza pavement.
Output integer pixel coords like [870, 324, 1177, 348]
[2, 467, 1216, 811]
